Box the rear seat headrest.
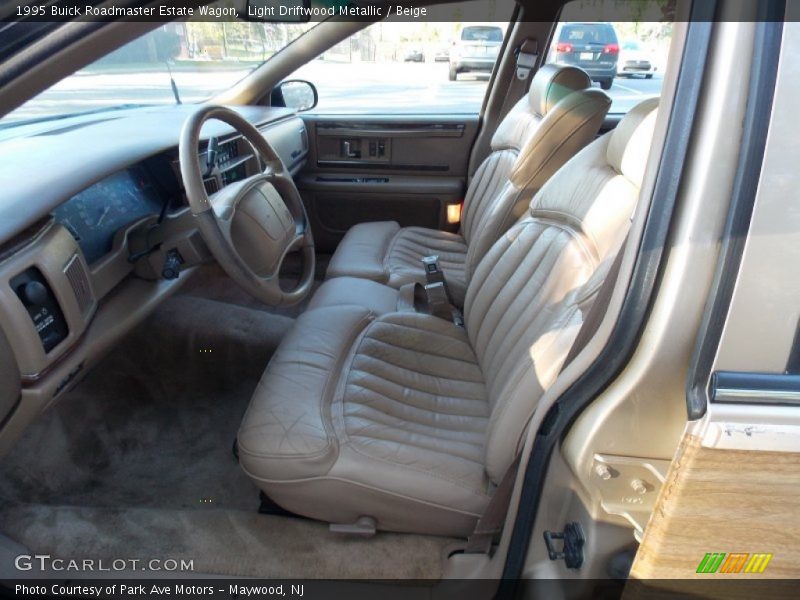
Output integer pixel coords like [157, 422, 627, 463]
[529, 64, 592, 117]
[607, 97, 660, 187]
[491, 64, 593, 152]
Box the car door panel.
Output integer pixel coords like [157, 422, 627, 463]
[299, 114, 478, 252]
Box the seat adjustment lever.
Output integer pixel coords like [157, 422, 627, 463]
[329, 516, 377, 537]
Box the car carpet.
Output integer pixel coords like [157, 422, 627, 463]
[0, 502, 452, 579]
[0, 293, 290, 511]
[0, 287, 456, 579]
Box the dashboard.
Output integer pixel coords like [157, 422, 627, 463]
[0, 104, 308, 430]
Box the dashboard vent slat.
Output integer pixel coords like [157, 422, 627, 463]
[203, 177, 220, 195]
[64, 254, 94, 317]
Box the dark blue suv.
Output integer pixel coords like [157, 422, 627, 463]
[550, 22, 619, 90]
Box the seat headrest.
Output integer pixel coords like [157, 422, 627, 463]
[528, 97, 660, 258]
[491, 64, 593, 151]
[607, 97, 660, 187]
[529, 64, 592, 117]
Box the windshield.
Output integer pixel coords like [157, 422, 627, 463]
[2, 21, 315, 127]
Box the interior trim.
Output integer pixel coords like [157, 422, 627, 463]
[0, 216, 52, 263]
[19, 330, 88, 387]
[316, 124, 465, 138]
[685, 1, 785, 419]
[316, 161, 449, 172]
[712, 371, 800, 405]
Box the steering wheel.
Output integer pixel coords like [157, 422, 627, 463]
[179, 105, 314, 306]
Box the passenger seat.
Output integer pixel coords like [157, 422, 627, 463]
[237, 98, 659, 537]
[325, 64, 612, 306]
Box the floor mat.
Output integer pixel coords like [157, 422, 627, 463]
[0, 294, 293, 511]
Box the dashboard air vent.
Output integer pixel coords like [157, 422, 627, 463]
[203, 177, 220, 195]
[64, 254, 94, 317]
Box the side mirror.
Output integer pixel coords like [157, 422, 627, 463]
[272, 80, 318, 112]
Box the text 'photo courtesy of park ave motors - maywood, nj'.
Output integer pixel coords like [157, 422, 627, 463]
[33, 2, 430, 20]
[14, 584, 304, 597]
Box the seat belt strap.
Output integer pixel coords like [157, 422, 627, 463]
[562, 234, 629, 369]
[464, 453, 522, 554]
[497, 38, 539, 122]
[463, 236, 630, 555]
[515, 38, 539, 80]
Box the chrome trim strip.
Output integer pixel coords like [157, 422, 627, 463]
[714, 387, 800, 405]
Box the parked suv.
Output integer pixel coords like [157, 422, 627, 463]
[550, 22, 619, 89]
[449, 25, 504, 81]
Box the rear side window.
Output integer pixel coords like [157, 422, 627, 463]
[461, 26, 504, 42]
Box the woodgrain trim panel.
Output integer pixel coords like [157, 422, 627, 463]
[630, 433, 800, 580]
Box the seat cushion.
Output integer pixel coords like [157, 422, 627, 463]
[307, 277, 400, 315]
[384, 227, 469, 307]
[238, 309, 492, 536]
[327, 223, 469, 307]
[325, 221, 400, 283]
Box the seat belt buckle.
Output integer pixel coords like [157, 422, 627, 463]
[422, 255, 446, 285]
[422, 254, 451, 298]
[420, 255, 463, 325]
[515, 39, 539, 80]
[422, 255, 451, 298]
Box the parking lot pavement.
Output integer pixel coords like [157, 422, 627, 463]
[606, 73, 664, 113]
[6, 60, 663, 123]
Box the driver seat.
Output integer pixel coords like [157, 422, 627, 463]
[237, 99, 659, 537]
[324, 64, 611, 306]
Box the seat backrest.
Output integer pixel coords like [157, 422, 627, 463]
[460, 64, 611, 277]
[463, 98, 660, 483]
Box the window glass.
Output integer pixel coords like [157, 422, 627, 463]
[545, 0, 673, 113]
[291, 0, 514, 115]
[2, 20, 315, 127]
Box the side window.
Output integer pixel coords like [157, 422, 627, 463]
[545, 1, 673, 114]
[290, 1, 513, 115]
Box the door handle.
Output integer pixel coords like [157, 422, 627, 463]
[342, 140, 360, 159]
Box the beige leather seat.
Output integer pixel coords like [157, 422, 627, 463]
[238, 98, 659, 537]
[325, 64, 611, 307]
